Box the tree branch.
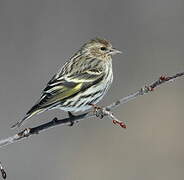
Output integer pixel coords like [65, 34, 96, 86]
[0, 72, 183, 149]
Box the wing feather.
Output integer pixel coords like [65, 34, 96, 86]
[34, 68, 105, 110]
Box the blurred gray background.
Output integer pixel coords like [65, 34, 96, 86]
[0, 0, 184, 179]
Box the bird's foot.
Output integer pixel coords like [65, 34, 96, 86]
[90, 104, 104, 119]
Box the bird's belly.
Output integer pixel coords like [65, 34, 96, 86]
[55, 68, 113, 112]
[57, 87, 105, 112]
[57, 104, 91, 112]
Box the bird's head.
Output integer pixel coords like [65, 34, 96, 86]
[81, 38, 122, 60]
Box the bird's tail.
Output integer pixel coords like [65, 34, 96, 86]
[11, 106, 43, 129]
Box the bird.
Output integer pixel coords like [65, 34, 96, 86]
[11, 38, 122, 128]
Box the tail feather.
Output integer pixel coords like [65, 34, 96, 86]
[11, 108, 43, 129]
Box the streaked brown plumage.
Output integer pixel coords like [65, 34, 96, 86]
[12, 38, 121, 128]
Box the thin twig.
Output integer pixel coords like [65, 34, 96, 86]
[0, 72, 183, 149]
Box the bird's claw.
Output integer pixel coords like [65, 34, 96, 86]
[90, 104, 104, 119]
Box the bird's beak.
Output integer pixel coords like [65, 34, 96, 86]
[109, 48, 122, 55]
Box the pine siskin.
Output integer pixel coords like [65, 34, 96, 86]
[12, 38, 121, 128]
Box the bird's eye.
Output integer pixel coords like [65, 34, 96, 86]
[100, 47, 107, 51]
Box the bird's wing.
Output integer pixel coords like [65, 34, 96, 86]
[12, 69, 104, 129]
[30, 68, 105, 112]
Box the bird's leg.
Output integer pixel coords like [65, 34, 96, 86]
[90, 104, 104, 119]
[68, 112, 75, 126]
